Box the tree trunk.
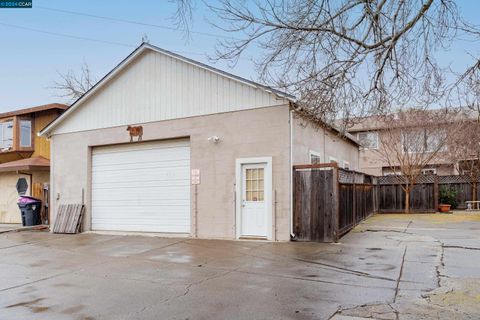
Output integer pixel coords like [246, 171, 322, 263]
[473, 183, 477, 202]
[405, 185, 411, 214]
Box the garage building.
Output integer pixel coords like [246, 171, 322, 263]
[40, 43, 359, 241]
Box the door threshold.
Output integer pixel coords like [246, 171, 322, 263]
[239, 236, 268, 240]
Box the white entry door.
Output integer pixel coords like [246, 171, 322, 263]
[240, 163, 268, 238]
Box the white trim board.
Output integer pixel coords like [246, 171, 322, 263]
[309, 150, 322, 164]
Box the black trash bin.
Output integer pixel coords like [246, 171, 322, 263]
[18, 196, 42, 227]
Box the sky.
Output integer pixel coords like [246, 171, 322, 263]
[0, 0, 479, 112]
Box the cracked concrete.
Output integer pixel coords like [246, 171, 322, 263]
[0, 212, 479, 319]
[333, 212, 480, 320]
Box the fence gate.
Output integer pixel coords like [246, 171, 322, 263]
[293, 164, 376, 242]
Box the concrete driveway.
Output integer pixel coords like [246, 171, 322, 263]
[0, 213, 479, 320]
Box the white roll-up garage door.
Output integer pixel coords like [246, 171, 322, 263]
[91, 139, 191, 233]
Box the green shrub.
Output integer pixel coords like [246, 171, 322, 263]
[440, 187, 457, 209]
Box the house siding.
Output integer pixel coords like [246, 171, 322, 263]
[0, 170, 49, 223]
[50, 105, 292, 240]
[32, 109, 61, 159]
[0, 109, 61, 223]
[356, 130, 458, 176]
[292, 113, 359, 169]
[53, 50, 287, 135]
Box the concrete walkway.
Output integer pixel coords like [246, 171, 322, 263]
[0, 223, 23, 233]
[0, 213, 479, 319]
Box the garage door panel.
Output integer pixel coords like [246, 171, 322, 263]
[92, 180, 189, 189]
[92, 197, 190, 206]
[92, 206, 190, 215]
[92, 149, 190, 167]
[91, 139, 191, 233]
[92, 186, 190, 198]
[92, 171, 189, 184]
[93, 215, 191, 223]
[92, 160, 190, 173]
[91, 223, 188, 233]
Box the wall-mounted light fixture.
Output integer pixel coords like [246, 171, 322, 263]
[207, 136, 220, 143]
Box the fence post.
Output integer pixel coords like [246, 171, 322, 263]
[352, 175, 357, 225]
[433, 175, 439, 212]
[332, 167, 340, 242]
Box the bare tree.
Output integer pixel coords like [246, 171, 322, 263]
[375, 109, 460, 213]
[51, 61, 97, 102]
[446, 57, 480, 201]
[205, 0, 478, 127]
[169, 0, 194, 39]
[449, 116, 480, 201]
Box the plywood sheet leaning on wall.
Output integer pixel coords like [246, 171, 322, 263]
[53, 204, 84, 234]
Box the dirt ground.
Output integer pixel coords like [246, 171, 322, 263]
[0, 212, 479, 319]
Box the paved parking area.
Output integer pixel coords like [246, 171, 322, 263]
[0, 213, 479, 319]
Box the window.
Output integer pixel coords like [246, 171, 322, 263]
[422, 168, 436, 175]
[343, 161, 350, 170]
[383, 170, 402, 176]
[402, 129, 446, 154]
[309, 151, 321, 164]
[425, 129, 447, 152]
[245, 168, 264, 201]
[20, 120, 32, 148]
[357, 132, 378, 149]
[0, 120, 13, 150]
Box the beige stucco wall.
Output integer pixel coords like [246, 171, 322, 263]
[0, 170, 49, 223]
[292, 113, 359, 169]
[50, 105, 292, 241]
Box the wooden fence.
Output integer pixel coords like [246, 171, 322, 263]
[338, 169, 376, 236]
[377, 175, 480, 212]
[293, 164, 479, 242]
[293, 164, 337, 242]
[293, 164, 375, 242]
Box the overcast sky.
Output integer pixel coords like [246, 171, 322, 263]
[0, 0, 479, 112]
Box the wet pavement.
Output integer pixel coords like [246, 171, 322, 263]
[0, 224, 22, 233]
[0, 213, 479, 319]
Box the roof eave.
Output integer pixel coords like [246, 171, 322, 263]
[0, 165, 50, 173]
[290, 104, 360, 146]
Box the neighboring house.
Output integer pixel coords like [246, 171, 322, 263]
[347, 114, 468, 176]
[40, 43, 359, 241]
[0, 103, 68, 223]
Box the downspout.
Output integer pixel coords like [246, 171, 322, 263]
[289, 109, 295, 238]
[357, 141, 360, 171]
[49, 135, 54, 230]
[323, 127, 326, 162]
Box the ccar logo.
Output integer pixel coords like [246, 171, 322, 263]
[0, 1, 32, 8]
